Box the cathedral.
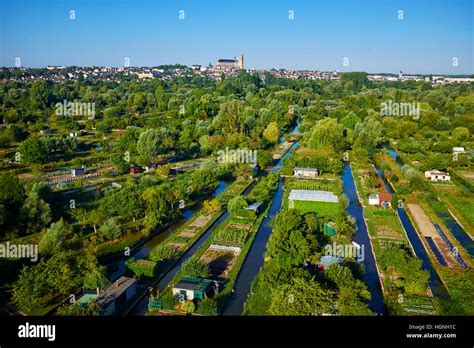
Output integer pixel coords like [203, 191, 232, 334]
[215, 55, 244, 71]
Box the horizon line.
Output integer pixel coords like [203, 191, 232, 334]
[2, 65, 473, 77]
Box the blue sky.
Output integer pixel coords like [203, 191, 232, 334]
[1, 0, 472, 74]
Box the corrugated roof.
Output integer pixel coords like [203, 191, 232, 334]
[289, 189, 339, 203]
[96, 276, 136, 307]
[174, 277, 214, 292]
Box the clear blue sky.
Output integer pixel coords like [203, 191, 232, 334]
[1, 0, 472, 74]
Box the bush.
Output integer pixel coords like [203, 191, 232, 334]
[161, 292, 179, 310]
[99, 217, 122, 240]
[227, 196, 248, 213]
[125, 258, 157, 278]
[181, 300, 195, 314]
[196, 298, 218, 316]
[180, 256, 210, 278]
[232, 208, 256, 219]
[148, 244, 178, 262]
[214, 227, 249, 246]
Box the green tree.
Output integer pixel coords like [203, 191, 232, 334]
[75, 208, 105, 234]
[263, 122, 280, 144]
[40, 218, 70, 254]
[269, 277, 333, 315]
[227, 195, 248, 213]
[451, 127, 469, 142]
[20, 191, 52, 234]
[83, 265, 109, 295]
[181, 300, 196, 314]
[196, 298, 218, 316]
[266, 210, 317, 268]
[180, 256, 210, 278]
[0, 173, 25, 238]
[99, 217, 122, 240]
[11, 265, 43, 312]
[18, 136, 49, 164]
[304, 118, 344, 151]
[137, 129, 161, 165]
[353, 117, 385, 152]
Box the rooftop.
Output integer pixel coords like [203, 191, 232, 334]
[294, 167, 318, 172]
[429, 169, 448, 175]
[174, 277, 215, 292]
[96, 276, 136, 308]
[246, 202, 262, 212]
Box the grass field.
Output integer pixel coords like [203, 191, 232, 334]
[444, 193, 474, 228]
[291, 200, 339, 218]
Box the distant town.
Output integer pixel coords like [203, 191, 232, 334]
[2, 54, 473, 85]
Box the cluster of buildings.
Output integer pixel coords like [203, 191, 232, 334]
[368, 71, 474, 85]
[3, 61, 473, 85]
[257, 69, 339, 80]
[0, 65, 190, 83]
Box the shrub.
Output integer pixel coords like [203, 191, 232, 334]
[125, 258, 157, 278]
[99, 217, 122, 240]
[180, 256, 210, 278]
[161, 292, 179, 310]
[149, 244, 178, 262]
[196, 298, 218, 316]
[181, 300, 195, 314]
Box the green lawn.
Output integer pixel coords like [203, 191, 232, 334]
[291, 200, 339, 218]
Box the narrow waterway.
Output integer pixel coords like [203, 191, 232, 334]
[384, 148, 473, 258]
[221, 126, 300, 315]
[396, 208, 448, 298]
[222, 178, 284, 315]
[375, 167, 448, 298]
[108, 180, 229, 281]
[435, 212, 474, 258]
[341, 164, 385, 314]
[130, 211, 230, 315]
[274, 140, 300, 169]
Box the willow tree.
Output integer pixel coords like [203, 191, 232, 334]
[304, 118, 344, 151]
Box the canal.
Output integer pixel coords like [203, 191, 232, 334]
[108, 180, 230, 281]
[129, 181, 255, 315]
[375, 167, 448, 298]
[221, 126, 301, 315]
[222, 178, 284, 315]
[384, 148, 473, 258]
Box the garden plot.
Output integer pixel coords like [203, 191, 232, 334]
[179, 214, 213, 237]
[213, 218, 252, 247]
[218, 180, 251, 204]
[165, 242, 186, 251]
[178, 228, 197, 238]
[200, 248, 240, 278]
[407, 204, 459, 268]
[189, 215, 213, 229]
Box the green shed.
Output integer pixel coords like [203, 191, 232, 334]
[172, 277, 216, 301]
